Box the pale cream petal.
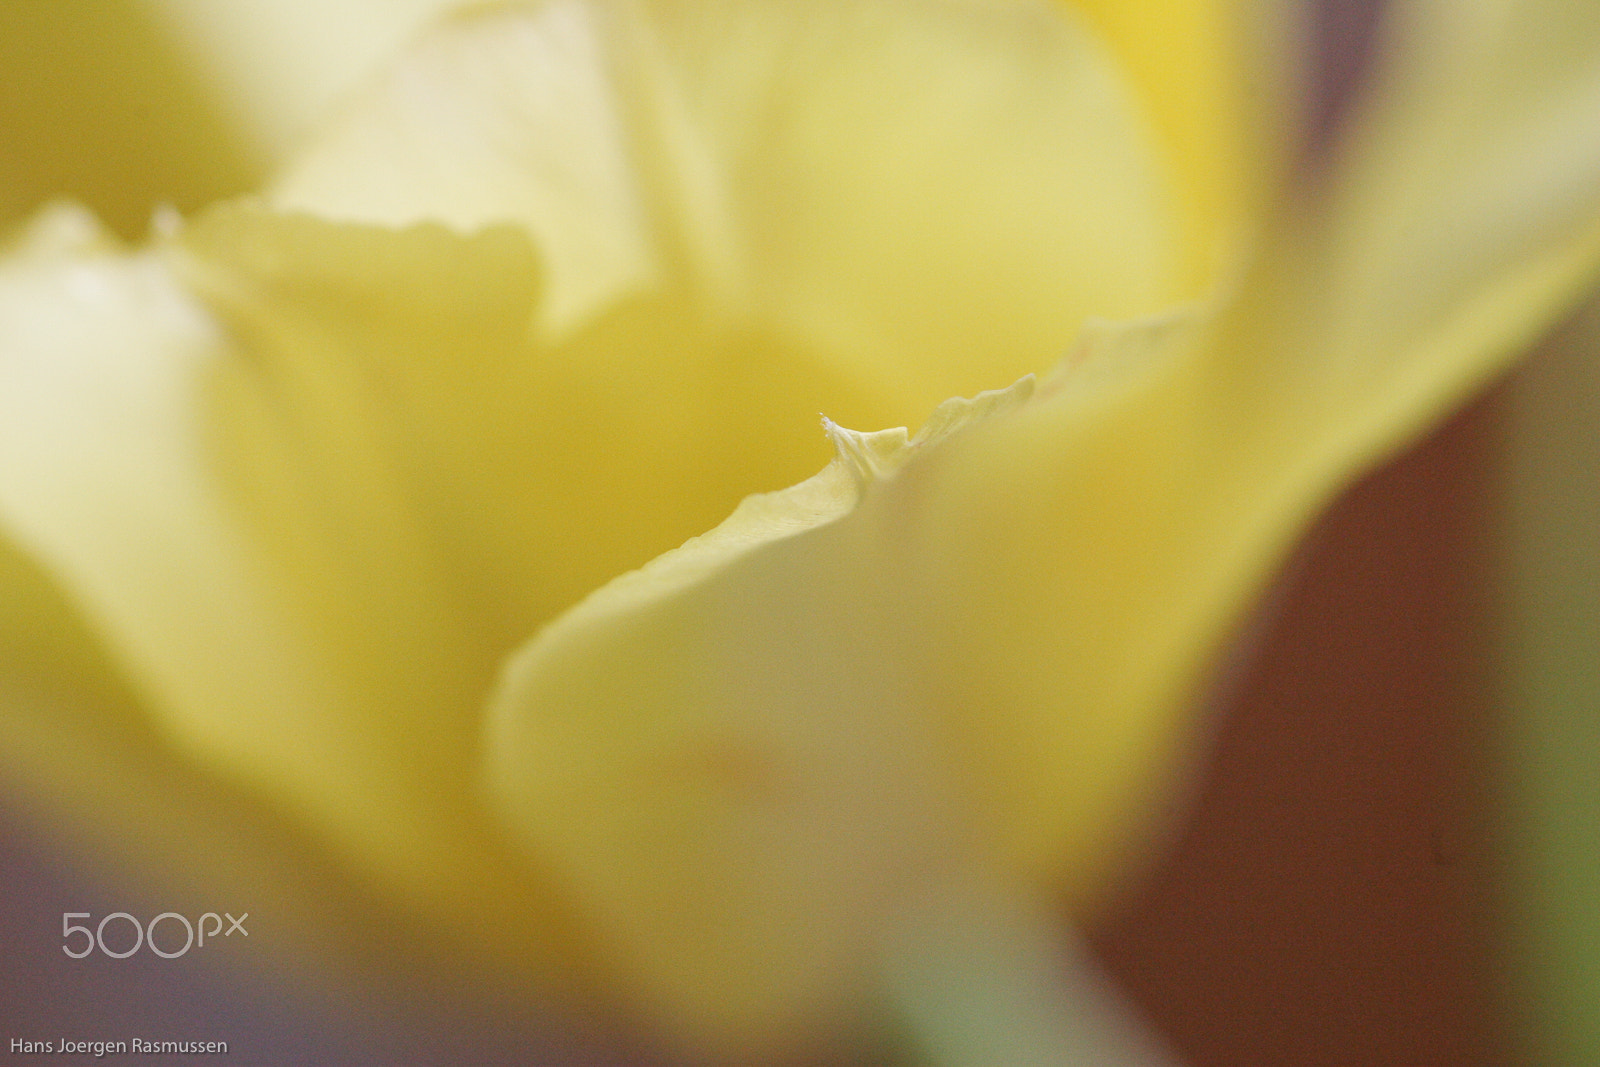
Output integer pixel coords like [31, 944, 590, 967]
[1318, 0, 1600, 438]
[0, 194, 929, 994]
[907, 0, 1600, 884]
[147, 0, 462, 164]
[272, 0, 1184, 425]
[0, 205, 579, 982]
[9, 2, 1594, 1059]
[484, 378, 1036, 1054]
[270, 0, 657, 334]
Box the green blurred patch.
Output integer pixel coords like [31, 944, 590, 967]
[1505, 293, 1600, 1066]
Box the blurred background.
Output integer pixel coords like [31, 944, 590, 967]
[3, 0, 1596, 1064]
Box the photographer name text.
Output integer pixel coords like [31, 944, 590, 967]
[10, 1038, 227, 1056]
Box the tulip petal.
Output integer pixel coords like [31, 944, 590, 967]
[0, 205, 454, 848]
[176, 199, 893, 658]
[484, 376, 1037, 1051]
[0, 194, 960, 990]
[1070, 0, 1297, 286]
[1315, 0, 1600, 447]
[478, 317, 1226, 1050]
[0, 205, 588, 978]
[0, 218, 394, 993]
[146, 0, 461, 163]
[0, 537, 399, 1004]
[906, 0, 1600, 877]
[272, 0, 1184, 426]
[483, 2, 1600, 1046]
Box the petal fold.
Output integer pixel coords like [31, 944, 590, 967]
[0, 204, 584, 981]
[272, 0, 1184, 425]
[484, 377, 1035, 1052]
[1069, 0, 1298, 286]
[146, 0, 461, 163]
[481, 1, 1600, 1048]
[1319, 0, 1600, 442]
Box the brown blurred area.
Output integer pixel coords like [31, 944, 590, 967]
[1092, 387, 1513, 1067]
[1089, 7, 1513, 1058]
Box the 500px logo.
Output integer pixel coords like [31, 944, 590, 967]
[61, 911, 249, 959]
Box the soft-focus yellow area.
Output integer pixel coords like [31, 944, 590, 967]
[486, 379, 1036, 1051]
[1, 0, 462, 241]
[924, 217, 1600, 889]
[147, 0, 459, 163]
[180, 202, 877, 685]
[0, 532, 136, 723]
[3, 0, 1600, 1060]
[0, 4, 1199, 1050]
[0, 1, 261, 239]
[272, 0, 1184, 430]
[480, 0, 1600, 1049]
[0, 206, 593, 989]
[0, 528, 582, 1015]
[964, 0, 1600, 881]
[1070, 0, 1271, 288]
[0, 539, 391, 1003]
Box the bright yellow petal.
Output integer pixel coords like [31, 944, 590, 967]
[1069, 0, 1296, 288]
[271, 0, 1185, 424]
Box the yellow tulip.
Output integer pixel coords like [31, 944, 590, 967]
[3, 0, 1599, 1062]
